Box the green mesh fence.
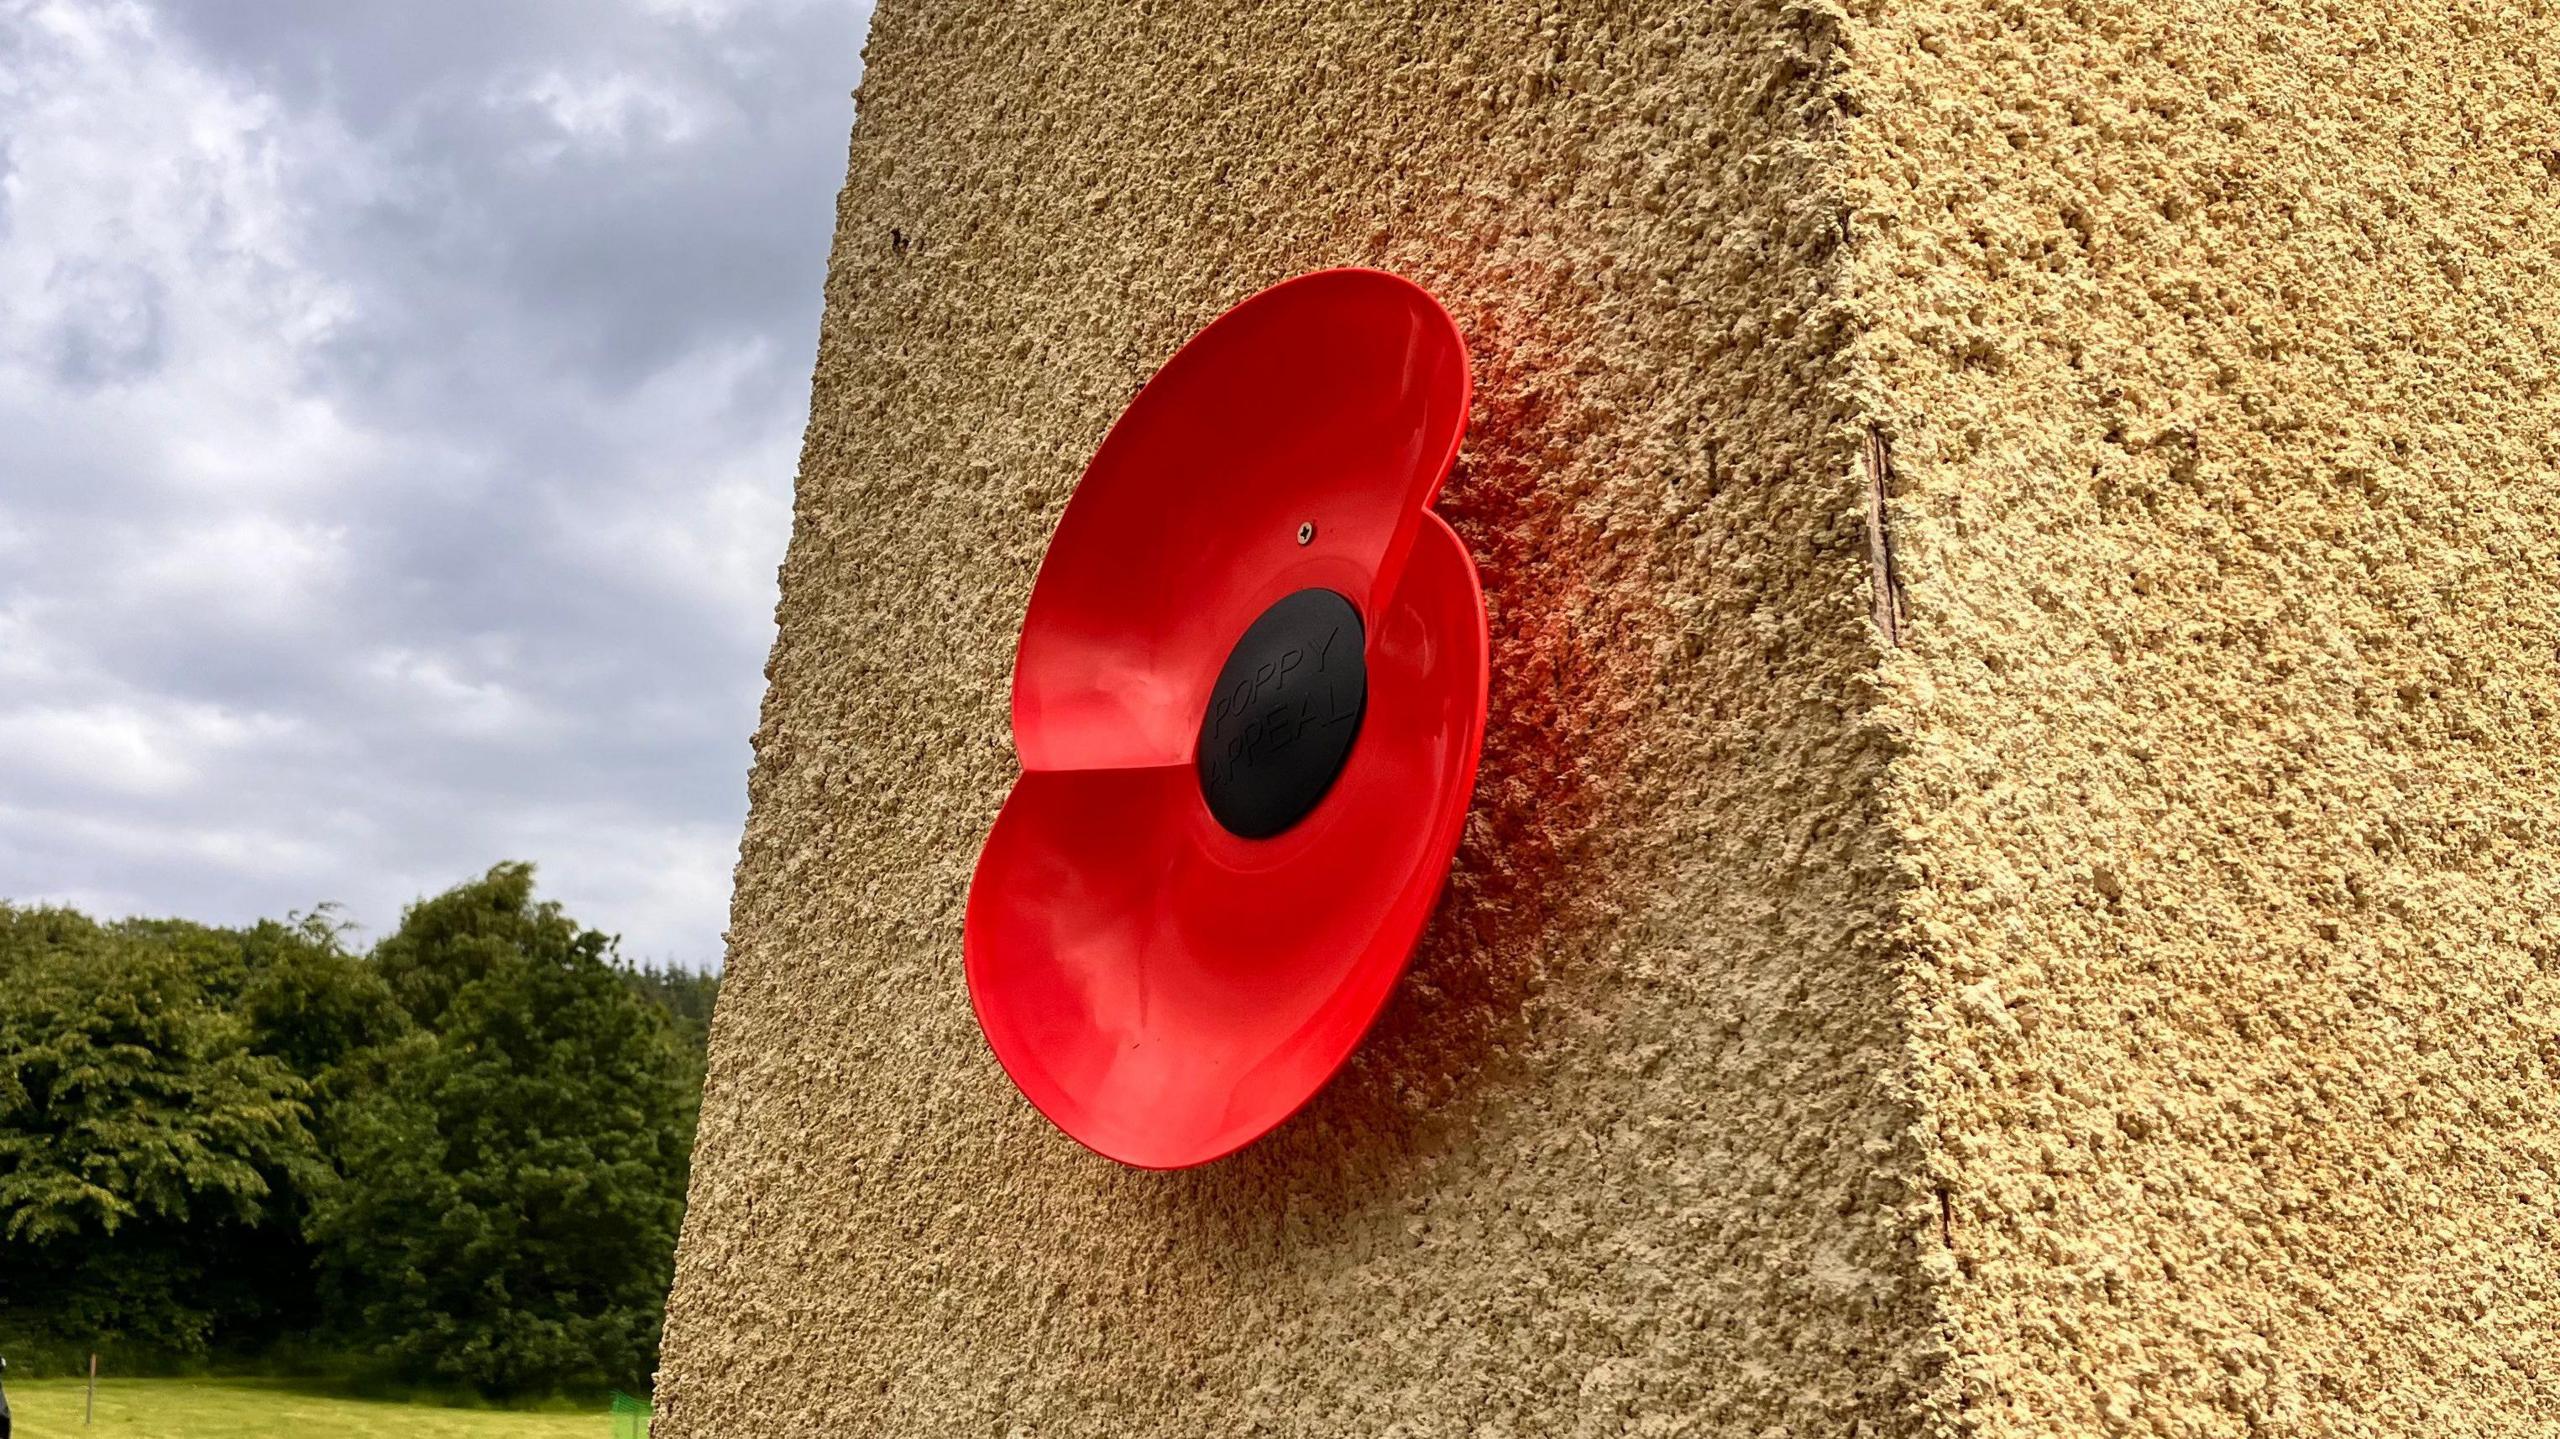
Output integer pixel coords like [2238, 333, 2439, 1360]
[609, 1389, 650, 1438]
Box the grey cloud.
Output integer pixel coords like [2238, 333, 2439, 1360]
[0, 0, 871, 963]
[46, 259, 169, 386]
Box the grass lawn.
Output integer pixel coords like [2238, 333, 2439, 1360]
[3, 1378, 638, 1437]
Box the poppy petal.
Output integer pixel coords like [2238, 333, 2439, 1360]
[966, 511, 1486, 1168]
[1010, 269, 1471, 772]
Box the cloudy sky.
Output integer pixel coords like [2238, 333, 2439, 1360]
[0, 0, 874, 965]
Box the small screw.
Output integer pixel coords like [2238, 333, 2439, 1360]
[1296, 521, 1315, 546]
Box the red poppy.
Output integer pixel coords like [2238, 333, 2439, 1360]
[964, 269, 1488, 1169]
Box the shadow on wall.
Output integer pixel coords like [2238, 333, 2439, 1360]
[1134, 267, 1669, 1233]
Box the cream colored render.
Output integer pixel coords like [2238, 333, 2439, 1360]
[656, 4, 2560, 1435]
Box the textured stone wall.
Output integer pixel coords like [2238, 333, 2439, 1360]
[1845, 3, 2560, 1433]
[655, 2, 1943, 1435]
[658, 2, 2560, 1435]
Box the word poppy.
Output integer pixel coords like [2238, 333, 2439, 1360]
[965, 269, 1488, 1169]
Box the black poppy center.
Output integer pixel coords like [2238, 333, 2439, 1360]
[1194, 589, 1367, 839]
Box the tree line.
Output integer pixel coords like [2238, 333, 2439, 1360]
[0, 863, 719, 1396]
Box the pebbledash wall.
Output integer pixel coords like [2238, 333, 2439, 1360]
[657, 4, 2560, 1435]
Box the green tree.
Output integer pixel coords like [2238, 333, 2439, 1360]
[617, 961, 722, 1134]
[0, 907, 323, 1354]
[234, 909, 408, 1082]
[618, 962, 722, 1060]
[313, 865, 695, 1394]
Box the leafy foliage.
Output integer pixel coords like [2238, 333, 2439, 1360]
[619, 963, 722, 1061]
[0, 867, 717, 1395]
[0, 909, 322, 1353]
[313, 864, 696, 1393]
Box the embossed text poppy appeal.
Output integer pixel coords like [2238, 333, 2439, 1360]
[963, 268, 1489, 1169]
